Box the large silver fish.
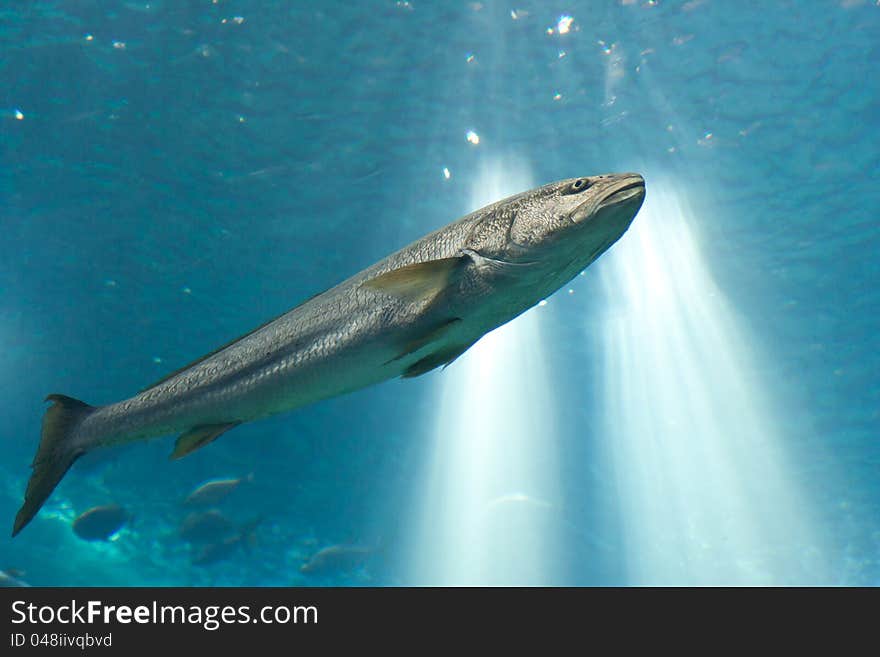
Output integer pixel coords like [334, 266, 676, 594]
[13, 173, 645, 536]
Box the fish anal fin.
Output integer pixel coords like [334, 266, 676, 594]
[386, 317, 462, 365]
[170, 422, 241, 460]
[362, 257, 466, 304]
[402, 342, 475, 378]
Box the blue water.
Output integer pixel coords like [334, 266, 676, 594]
[1, 1, 877, 586]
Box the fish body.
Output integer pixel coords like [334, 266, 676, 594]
[191, 519, 259, 566]
[179, 509, 236, 544]
[13, 173, 645, 536]
[72, 504, 129, 541]
[191, 536, 243, 566]
[300, 544, 373, 576]
[183, 474, 252, 507]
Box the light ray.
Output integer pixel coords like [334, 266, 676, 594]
[405, 157, 563, 585]
[599, 177, 830, 585]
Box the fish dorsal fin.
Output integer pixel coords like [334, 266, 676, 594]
[402, 341, 475, 378]
[362, 256, 466, 304]
[170, 422, 241, 460]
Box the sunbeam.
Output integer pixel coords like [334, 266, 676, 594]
[598, 177, 831, 585]
[405, 158, 563, 585]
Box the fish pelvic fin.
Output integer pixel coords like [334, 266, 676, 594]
[170, 422, 241, 460]
[385, 317, 462, 365]
[402, 342, 475, 378]
[12, 394, 96, 537]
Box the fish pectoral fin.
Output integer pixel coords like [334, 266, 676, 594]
[361, 256, 467, 304]
[385, 317, 462, 365]
[170, 422, 241, 460]
[402, 342, 475, 378]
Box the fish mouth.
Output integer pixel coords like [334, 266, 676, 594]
[570, 173, 646, 222]
[598, 173, 646, 209]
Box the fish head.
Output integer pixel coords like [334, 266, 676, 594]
[505, 173, 645, 266]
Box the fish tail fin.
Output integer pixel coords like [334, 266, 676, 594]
[12, 394, 97, 537]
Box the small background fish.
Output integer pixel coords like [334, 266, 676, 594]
[183, 474, 253, 507]
[72, 504, 130, 541]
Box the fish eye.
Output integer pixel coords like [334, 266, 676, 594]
[566, 178, 591, 194]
